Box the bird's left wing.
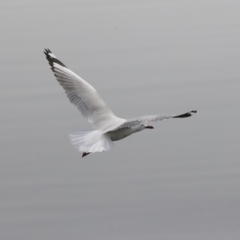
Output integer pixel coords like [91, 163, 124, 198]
[109, 110, 197, 131]
[44, 49, 125, 131]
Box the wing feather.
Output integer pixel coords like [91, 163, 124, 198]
[110, 110, 197, 131]
[44, 49, 125, 131]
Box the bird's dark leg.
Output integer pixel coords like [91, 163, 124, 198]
[82, 152, 90, 158]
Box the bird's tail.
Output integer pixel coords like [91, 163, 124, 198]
[69, 130, 115, 154]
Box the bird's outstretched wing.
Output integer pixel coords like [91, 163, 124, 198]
[44, 49, 125, 131]
[110, 110, 197, 131]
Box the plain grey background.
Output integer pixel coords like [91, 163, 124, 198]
[1, 0, 240, 239]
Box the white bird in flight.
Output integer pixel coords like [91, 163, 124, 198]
[44, 49, 197, 157]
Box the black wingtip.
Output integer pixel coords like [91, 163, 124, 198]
[173, 110, 197, 118]
[44, 48, 67, 68]
[44, 48, 51, 56]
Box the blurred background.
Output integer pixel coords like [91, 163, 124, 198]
[1, 0, 240, 239]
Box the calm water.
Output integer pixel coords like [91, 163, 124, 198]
[1, 1, 240, 239]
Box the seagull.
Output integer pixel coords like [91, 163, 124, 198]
[44, 49, 197, 157]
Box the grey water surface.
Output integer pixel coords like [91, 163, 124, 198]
[1, 0, 240, 239]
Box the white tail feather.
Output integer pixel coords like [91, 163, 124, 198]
[69, 130, 115, 153]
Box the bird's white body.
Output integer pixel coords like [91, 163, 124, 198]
[106, 125, 145, 141]
[44, 49, 196, 157]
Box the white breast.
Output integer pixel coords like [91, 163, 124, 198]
[106, 125, 145, 141]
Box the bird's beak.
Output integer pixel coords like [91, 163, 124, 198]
[145, 126, 154, 129]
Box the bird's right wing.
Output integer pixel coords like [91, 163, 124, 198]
[44, 49, 125, 131]
[109, 110, 197, 131]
